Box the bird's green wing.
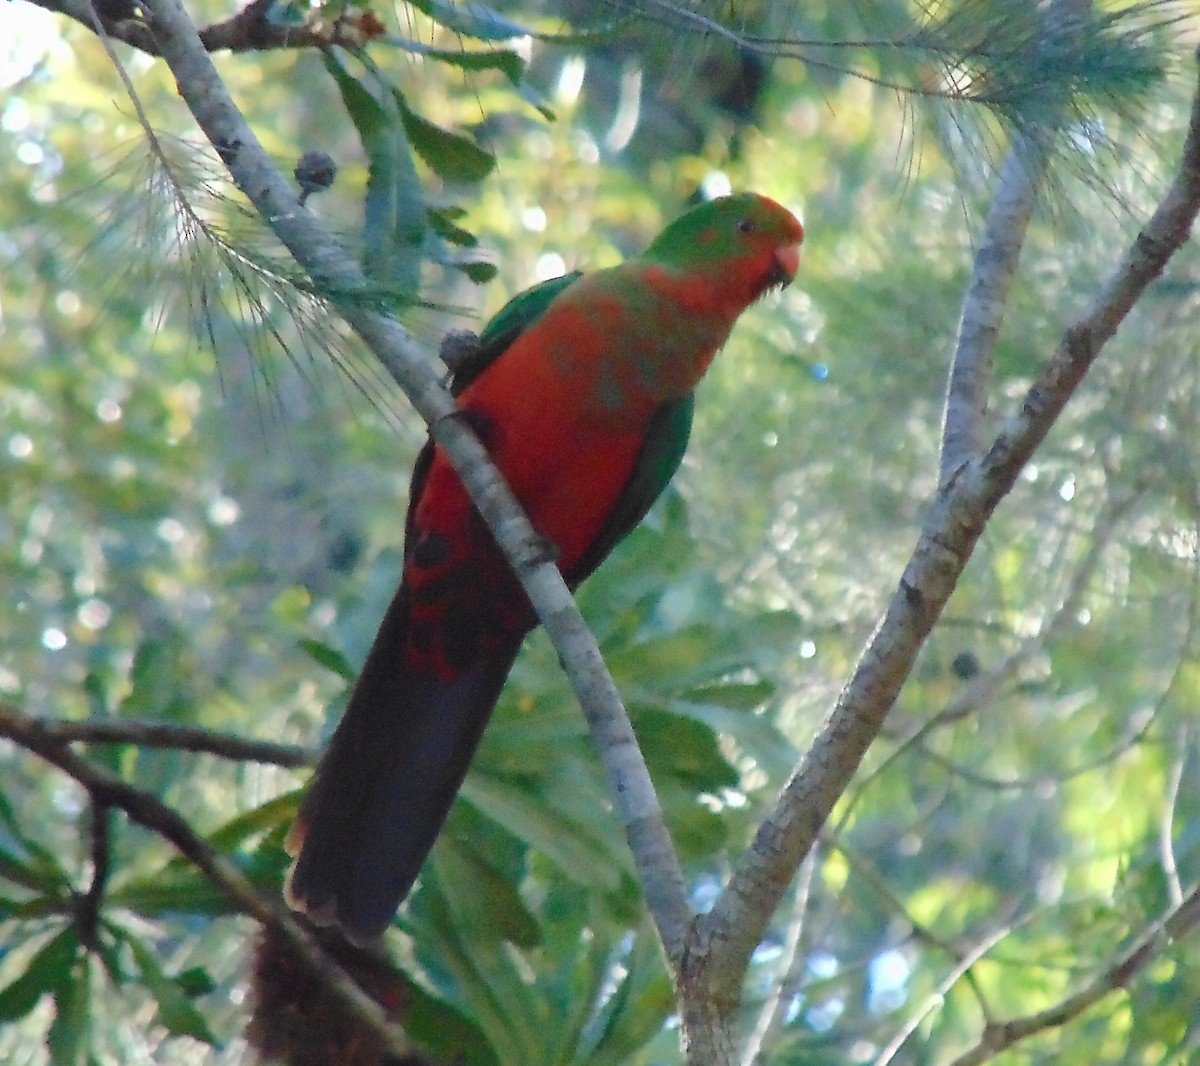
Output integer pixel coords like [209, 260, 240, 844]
[445, 271, 583, 396]
[564, 391, 695, 587]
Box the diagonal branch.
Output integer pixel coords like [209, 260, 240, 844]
[876, 925, 1013, 1066]
[687, 42, 1200, 1003]
[945, 878, 1200, 1066]
[851, 484, 1139, 806]
[136, 0, 693, 961]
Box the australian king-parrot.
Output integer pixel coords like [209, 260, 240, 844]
[285, 192, 804, 942]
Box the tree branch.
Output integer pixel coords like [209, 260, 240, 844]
[937, 0, 1090, 481]
[939, 134, 1045, 480]
[738, 848, 818, 1066]
[0, 703, 417, 1061]
[687, 41, 1200, 1003]
[25, 0, 374, 56]
[876, 925, 1013, 1066]
[136, 0, 693, 961]
[12, 711, 316, 768]
[945, 879, 1200, 1066]
[851, 484, 1138, 806]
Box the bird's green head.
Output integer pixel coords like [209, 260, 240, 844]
[644, 192, 804, 296]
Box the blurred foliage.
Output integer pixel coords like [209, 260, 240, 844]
[3, 0, 1200, 1063]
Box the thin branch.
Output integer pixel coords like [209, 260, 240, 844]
[136, 0, 693, 960]
[939, 0, 1088, 481]
[912, 559, 1197, 794]
[875, 925, 1013, 1066]
[688, 42, 1200, 1001]
[26, 0, 373, 55]
[939, 136, 1045, 479]
[1160, 725, 1189, 908]
[848, 485, 1139, 810]
[739, 847, 818, 1066]
[945, 879, 1200, 1066]
[0, 704, 417, 1061]
[828, 835, 980, 965]
[16, 712, 315, 768]
[73, 799, 112, 951]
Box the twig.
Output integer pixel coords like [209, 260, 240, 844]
[0, 704, 417, 1061]
[945, 879, 1200, 1066]
[845, 486, 1138, 814]
[74, 799, 112, 951]
[687, 41, 1200, 1003]
[17, 712, 315, 768]
[875, 924, 1013, 1066]
[1160, 725, 1189, 907]
[739, 847, 818, 1066]
[137, 0, 693, 960]
[27, 0, 371, 55]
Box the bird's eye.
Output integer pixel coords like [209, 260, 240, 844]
[737, 216, 756, 234]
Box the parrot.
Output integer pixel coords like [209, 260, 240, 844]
[285, 192, 804, 943]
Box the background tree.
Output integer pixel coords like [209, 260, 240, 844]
[2, 0, 1200, 1063]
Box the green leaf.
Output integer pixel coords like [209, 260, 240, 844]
[108, 873, 237, 919]
[398, 975, 499, 1066]
[633, 708, 738, 791]
[117, 799, 292, 918]
[539, 925, 612, 1065]
[665, 695, 796, 780]
[580, 923, 674, 1066]
[0, 787, 69, 889]
[125, 933, 217, 1045]
[394, 40, 526, 86]
[119, 636, 187, 719]
[323, 53, 424, 292]
[429, 838, 541, 949]
[93, 926, 129, 987]
[174, 967, 216, 998]
[201, 791, 298, 853]
[409, 0, 534, 41]
[653, 779, 728, 859]
[0, 926, 79, 1023]
[459, 772, 629, 892]
[411, 878, 531, 1064]
[394, 90, 496, 183]
[298, 637, 356, 682]
[48, 955, 90, 1066]
[427, 206, 478, 247]
[455, 260, 498, 283]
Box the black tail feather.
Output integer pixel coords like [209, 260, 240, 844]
[286, 590, 521, 943]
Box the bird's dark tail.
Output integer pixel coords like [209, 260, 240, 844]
[285, 588, 521, 944]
